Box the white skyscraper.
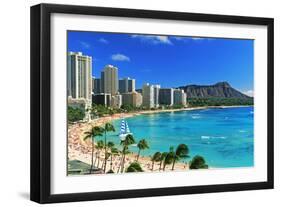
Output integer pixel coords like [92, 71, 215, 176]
[67, 52, 92, 104]
[142, 83, 155, 108]
[103, 65, 119, 95]
[153, 84, 161, 108]
[174, 89, 187, 106]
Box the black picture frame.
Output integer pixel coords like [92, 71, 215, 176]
[30, 3, 274, 204]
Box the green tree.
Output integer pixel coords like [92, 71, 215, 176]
[171, 144, 189, 170]
[163, 148, 174, 171]
[189, 155, 208, 169]
[136, 139, 149, 161]
[106, 141, 118, 171]
[68, 106, 85, 122]
[159, 152, 168, 171]
[126, 162, 143, 172]
[120, 134, 135, 173]
[102, 123, 115, 172]
[151, 152, 162, 171]
[96, 140, 104, 169]
[83, 126, 103, 173]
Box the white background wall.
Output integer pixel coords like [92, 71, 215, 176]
[0, 0, 280, 206]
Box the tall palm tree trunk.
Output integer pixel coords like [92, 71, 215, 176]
[136, 149, 141, 161]
[90, 137, 94, 173]
[121, 154, 126, 173]
[97, 152, 100, 168]
[94, 152, 98, 166]
[151, 161, 154, 171]
[117, 153, 124, 173]
[172, 159, 176, 170]
[159, 161, 162, 171]
[163, 163, 166, 171]
[103, 131, 107, 172]
[110, 155, 113, 171]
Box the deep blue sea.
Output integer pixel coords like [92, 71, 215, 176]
[103, 106, 254, 168]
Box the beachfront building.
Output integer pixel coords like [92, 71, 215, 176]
[159, 88, 174, 106]
[100, 71, 105, 93]
[174, 89, 187, 106]
[111, 94, 122, 108]
[142, 83, 155, 108]
[153, 84, 161, 108]
[103, 65, 118, 95]
[92, 93, 112, 107]
[67, 52, 92, 105]
[119, 77, 136, 93]
[92, 77, 102, 94]
[122, 91, 143, 107]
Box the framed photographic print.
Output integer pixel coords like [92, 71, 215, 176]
[30, 3, 274, 203]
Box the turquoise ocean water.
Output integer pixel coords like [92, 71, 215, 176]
[102, 106, 254, 168]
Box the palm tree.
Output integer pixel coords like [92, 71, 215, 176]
[189, 155, 208, 169]
[96, 140, 104, 169]
[163, 148, 175, 171]
[109, 147, 119, 172]
[106, 141, 117, 171]
[159, 152, 167, 171]
[103, 123, 115, 172]
[126, 162, 143, 172]
[117, 147, 129, 173]
[171, 144, 189, 170]
[120, 134, 135, 173]
[84, 126, 103, 173]
[136, 139, 149, 161]
[151, 152, 161, 171]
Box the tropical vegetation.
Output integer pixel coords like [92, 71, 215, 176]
[136, 139, 149, 161]
[126, 162, 143, 172]
[189, 155, 209, 169]
[68, 106, 85, 122]
[83, 126, 103, 173]
[188, 97, 253, 107]
[76, 122, 209, 174]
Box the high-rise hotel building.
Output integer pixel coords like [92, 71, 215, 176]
[159, 88, 174, 106]
[103, 65, 119, 95]
[174, 89, 187, 106]
[119, 77, 136, 93]
[153, 85, 160, 108]
[142, 83, 155, 108]
[92, 77, 102, 94]
[67, 52, 92, 104]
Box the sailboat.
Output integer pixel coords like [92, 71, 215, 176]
[119, 119, 133, 141]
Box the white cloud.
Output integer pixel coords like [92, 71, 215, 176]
[99, 38, 109, 44]
[243, 90, 254, 97]
[78, 41, 90, 48]
[111, 53, 130, 62]
[131, 35, 172, 45]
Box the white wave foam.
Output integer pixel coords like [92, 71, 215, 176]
[191, 115, 201, 119]
[201, 135, 226, 139]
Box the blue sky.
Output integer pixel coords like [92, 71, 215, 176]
[67, 31, 254, 96]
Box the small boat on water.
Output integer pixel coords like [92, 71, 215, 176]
[119, 119, 133, 141]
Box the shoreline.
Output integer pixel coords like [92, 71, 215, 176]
[89, 104, 253, 125]
[68, 105, 252, 174]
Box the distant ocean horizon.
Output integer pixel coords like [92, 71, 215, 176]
[103, 106, 254, 168]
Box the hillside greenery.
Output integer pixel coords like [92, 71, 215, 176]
[187, 97, 253, 107]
